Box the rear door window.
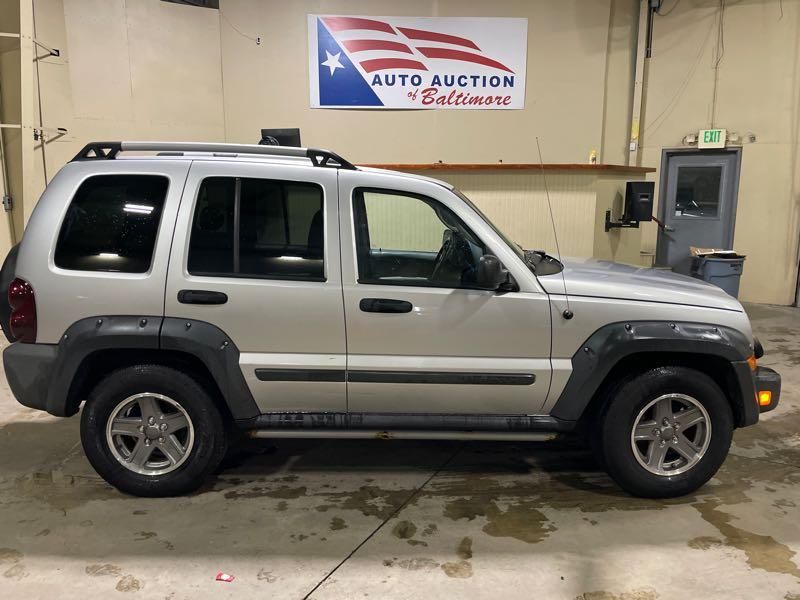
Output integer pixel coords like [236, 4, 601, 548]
[54, 175, 169, 273]
[187, 177, 325, 281]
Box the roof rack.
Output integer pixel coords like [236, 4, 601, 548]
[71, 141, 357, 170]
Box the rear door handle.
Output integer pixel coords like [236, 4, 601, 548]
[359, 298, 413, 313]
[177, 289, 228, 305]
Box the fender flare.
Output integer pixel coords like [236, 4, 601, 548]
[549, 321, 758, 427]
[43, 316, 258, 419]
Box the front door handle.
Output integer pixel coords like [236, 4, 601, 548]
[177, 289, 228, 305]
[359, 298, 413, 313]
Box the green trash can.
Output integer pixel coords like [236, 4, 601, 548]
[690, 255, 746, 298]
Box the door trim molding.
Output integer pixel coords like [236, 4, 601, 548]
[255, 368, 346, 382]
[655, 147, 742, 267]
[254, 368, 535, 385]
[347, 370, 535, 385]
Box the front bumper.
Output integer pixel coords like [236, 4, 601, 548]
[754, 366, 780, 413]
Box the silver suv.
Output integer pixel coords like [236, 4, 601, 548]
[1, 141, 781, 498]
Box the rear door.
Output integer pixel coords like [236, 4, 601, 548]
[165, 160, 346, 413]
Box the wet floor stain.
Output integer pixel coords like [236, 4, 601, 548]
[115, 574, 142, 592]
[0, 546, 26, 579]
[3, 563, 27, 580]
[443, 495, 556, 544]
[422, 523, 438, 536]
[85, 563, 123, 577]
[329, 516, 347, 531]
[576, 589, 658, 600]
[482, 503, 556, 544]
[0, 548, 22, 563]
[318, 485, 415, 520]
[223, 485, 307, 500]
[693, 499, 800, 579]
[391, 520, 416, 539]
[456, 536, 472, 560]
[687, 536, 723, 550]
[440, 560, 472, 578]
[257, 569, 277, 583]
[383, 557, 439, 571]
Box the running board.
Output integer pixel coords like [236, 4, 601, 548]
[237, 412, 575, 432]
[247, 430, 559, 442]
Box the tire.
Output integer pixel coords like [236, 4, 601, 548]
[80, 365, 228, 497]
[598, 366, 733, 498]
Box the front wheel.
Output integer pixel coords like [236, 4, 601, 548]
[80, 365, 228, 497]
[598, 366, 733, 498]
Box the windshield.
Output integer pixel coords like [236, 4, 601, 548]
[452, 188, 564, 276]
[452, 189, 525, 261]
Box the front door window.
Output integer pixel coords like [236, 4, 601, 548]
[353, 188, 489, 289]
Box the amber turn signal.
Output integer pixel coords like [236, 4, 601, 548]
[758, 390, 772, 407]
[747, 355, 758, 371]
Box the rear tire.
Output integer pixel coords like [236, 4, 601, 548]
[80, 365, 228, 497]
[598, 366, 733, 498]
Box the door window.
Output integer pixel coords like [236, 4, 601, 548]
[674, 166, 722, 218]
[188, 177, 324, 281]
[353, 188, 488, 288]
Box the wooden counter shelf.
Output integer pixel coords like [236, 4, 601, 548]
[360, 163, 656, 174]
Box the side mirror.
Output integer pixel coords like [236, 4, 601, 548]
[476, 254, 516, 292]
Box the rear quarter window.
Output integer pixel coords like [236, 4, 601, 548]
[54, 175, 169, 273]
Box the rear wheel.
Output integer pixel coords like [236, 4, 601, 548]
[598, 366, 733, 498]
[80, 365, 228, 496]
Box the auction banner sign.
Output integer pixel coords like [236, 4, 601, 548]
[308, 15, 528, 109]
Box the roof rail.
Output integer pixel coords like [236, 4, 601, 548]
[71, 141, 357, 170]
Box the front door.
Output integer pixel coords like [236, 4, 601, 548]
[656, 150, 741, 274]
[338, 170, 552, 416]
[165, 160, 346, 414]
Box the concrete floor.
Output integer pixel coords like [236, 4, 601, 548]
[0, 304, 799, 599]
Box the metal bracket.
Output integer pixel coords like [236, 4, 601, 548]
[32, 38, 59, 57]
[604, 210, 640, 233]
[33, 126, 68, 141]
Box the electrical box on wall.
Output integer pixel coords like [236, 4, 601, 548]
[605, 181, 654, 232]
[623, 181, 655, 222]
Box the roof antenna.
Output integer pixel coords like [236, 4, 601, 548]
[535, 137, 573, 320]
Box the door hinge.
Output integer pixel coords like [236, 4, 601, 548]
[2, 195, 11, 212]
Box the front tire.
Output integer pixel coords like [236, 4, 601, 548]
[598, 366, 733, 498]
[80, 365, 228, 497]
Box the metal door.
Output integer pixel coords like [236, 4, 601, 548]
[338, 169, 552, 416]
[656, 150, 740, 275]
[165, 160, 346, 414]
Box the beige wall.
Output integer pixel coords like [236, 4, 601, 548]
[637, 0, 800, 304]
[22, 0, 639, 166]
[0, 0, 21, 248]
[219, 0, 635, 164]
[11, 0, 639, 261]
[6, 0, 798, 304]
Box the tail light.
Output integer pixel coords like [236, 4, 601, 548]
[8, 278, 36, 343]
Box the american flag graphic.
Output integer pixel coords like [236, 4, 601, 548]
[309, 15, 528, 109]
[322, 16, 514, 74]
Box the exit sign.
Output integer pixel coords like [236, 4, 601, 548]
[698, 129, 727, 149]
